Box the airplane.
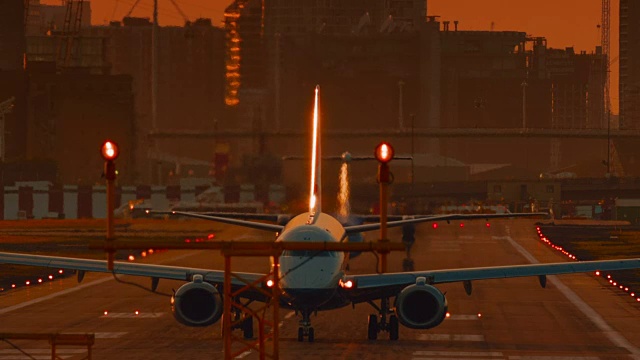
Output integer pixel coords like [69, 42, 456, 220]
[1, 85, 640, 344]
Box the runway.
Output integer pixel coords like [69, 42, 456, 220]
[1, 219, 640, 359]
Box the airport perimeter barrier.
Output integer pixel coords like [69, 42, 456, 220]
[0, 332, 95, 360]
[0, 181, 286, 220]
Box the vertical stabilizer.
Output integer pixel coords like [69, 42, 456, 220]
[308, 85, 322, 222]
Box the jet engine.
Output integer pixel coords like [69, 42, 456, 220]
[171, 275, 222, 327]
[394, 277, 448, 329]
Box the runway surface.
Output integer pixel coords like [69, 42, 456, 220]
[1, 219, 640, 359]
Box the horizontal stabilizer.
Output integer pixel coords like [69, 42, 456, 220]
[149, 210, 284, 233]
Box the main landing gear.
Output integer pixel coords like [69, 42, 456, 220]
[367, 297, 399, 341]
[297, 310, 315, 342]
[230, 299, 254, 339]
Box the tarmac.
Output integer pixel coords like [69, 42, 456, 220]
[0, 219, 639, 359]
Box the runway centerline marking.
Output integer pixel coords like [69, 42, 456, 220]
[284, 311, 295, 319]
[447, 314, 480, 320]
[498, 228, 640, 357]
[93, 332, 128, 339]
[234, 350, 252, 359]
[413, 350, 502, 357]
[0, 356, 73, 360]
[417, 334, 484, 341]
[508, 357, 600, 360]
[0, 349, 86, 354]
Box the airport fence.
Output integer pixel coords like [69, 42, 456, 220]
[0, 181, 286, 220]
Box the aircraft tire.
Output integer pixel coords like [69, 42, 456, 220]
[389, 315, 399, 340]
[243, 316, 254, 339]
[298, 327, 304, 342]
[308, 327, 315, 342]
[367, 314, 378, 340]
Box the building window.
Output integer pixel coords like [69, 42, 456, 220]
[546, 185, 554, 193]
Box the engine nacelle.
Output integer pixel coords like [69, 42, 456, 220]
[395, 278, 448, 329]
[171, 275, 222, 327]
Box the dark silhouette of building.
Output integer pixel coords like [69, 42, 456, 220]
[26, 70, 135, 185]
[0, 0, 28, 164]
[0, 0, 26, 71]
[83, 19, 226, 183]
[544, 46, 606, 130]
[620, 0, 640, 129]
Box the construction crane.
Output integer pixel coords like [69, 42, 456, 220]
[56, 0, 84, 67]
[0, 97, 15, 163]
[601, 0, 619, 176]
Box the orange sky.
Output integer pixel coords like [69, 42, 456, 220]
[63, 0, 619, 113]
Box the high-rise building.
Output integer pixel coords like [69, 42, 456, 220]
[0, 0, 25, 71]
[544, 46, 606, 129]
[620, 0, 640, 129]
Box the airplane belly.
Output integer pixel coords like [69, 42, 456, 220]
[279, 256, 342, 308]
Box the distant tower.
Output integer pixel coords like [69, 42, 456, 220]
[0, 1, 26, 70]
[620, 0, 640, 129]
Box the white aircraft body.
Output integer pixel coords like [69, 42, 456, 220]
[1, 86, 640, 342]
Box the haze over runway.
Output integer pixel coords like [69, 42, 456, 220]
[0, 219, 639, 359]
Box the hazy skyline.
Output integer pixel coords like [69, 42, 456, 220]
[50, 0, 619, 114]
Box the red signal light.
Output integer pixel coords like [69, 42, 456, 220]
[432, 223, 438, 229]
[374, 142, 394, 163]
[460, 223, 464, 228]
[486, 223, 490, 227]
[100, 140, 119, 161]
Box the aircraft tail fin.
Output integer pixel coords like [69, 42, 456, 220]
[308, 85, 322, 222]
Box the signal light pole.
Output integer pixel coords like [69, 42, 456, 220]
[375, 142, 394, 273]
[101, 140, 119, 271]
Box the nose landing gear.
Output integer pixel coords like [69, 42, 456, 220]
[297, 310, 315, 342]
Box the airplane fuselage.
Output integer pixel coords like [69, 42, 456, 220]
[276, 212, 347, 310]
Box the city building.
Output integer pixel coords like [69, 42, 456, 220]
[83, 19, 226, 184]
[26, 69, 135, 185]
[619, 0, 640, 129]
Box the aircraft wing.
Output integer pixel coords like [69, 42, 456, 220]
[342, 258, 640, 302]
[343, 212, 548, 234]
[0, 251, 270, 300]
[149, 210, 285, 233]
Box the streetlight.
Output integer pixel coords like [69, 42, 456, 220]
[374, 141, 394, 274]
[101, 140, 119, 270]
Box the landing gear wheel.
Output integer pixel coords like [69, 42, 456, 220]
[297, 327, 304, 342]
[308, 327, 315, 342]
[389, 315, 399, 340]
[242, 316, 254, 339]
[367, 314, 378, 340]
